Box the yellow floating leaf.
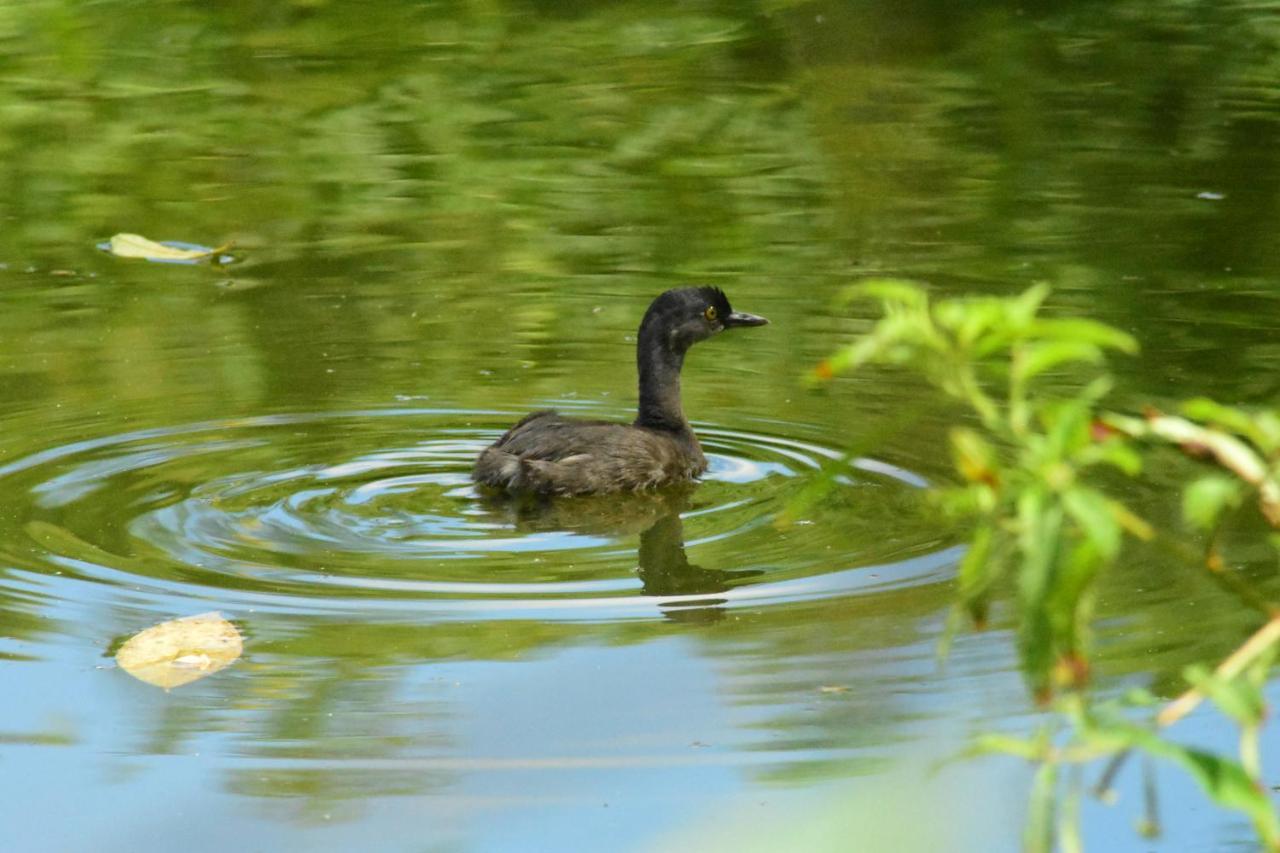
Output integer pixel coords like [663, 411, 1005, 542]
[115, 611, 242, 689]
[106, 233, 231, 262]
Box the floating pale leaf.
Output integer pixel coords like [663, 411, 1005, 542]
[115, 611, 242, 689]
[104, 233, 232, 263]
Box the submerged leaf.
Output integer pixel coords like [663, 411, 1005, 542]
[115, 611, 242, 689]
[105, 233, 231, 263]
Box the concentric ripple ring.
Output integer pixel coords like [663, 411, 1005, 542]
[0, 408, 959, 620]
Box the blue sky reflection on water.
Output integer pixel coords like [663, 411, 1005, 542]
[5, 600, 1274, 851]
[2, 631, 1018, 852]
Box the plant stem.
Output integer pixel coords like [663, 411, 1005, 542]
[1242, 724, 1261, 780]
[1157, 614, 1280, 727]
[1097, 613, 1280, 799]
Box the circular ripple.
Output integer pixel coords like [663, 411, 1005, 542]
[0, 409, 958, 619]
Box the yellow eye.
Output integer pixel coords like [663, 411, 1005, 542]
[704, 306, 718, 322]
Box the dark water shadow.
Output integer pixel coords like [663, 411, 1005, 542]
[478, 487, 763, 621]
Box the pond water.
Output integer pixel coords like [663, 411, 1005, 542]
[2, 1, 1279, 850]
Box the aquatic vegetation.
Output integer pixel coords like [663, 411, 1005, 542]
[814, 280, 1280, 850]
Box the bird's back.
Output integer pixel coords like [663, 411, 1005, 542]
[472, 410, 706, 495]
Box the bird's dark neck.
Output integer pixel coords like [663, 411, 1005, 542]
[634, 327, 690, 433]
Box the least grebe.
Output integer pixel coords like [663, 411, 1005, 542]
[472, 286, 768, 495]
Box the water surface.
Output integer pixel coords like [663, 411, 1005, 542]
[2, 2, 1279, 850]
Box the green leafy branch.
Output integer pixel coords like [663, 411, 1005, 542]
[1104, 400, 1280, 549]
[812, 279, 1144, 697]
[978, 617, 1280, 852]
[811, 279, 1280, 850]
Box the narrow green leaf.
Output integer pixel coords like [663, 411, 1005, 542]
[818, 312, 946, 380]
[1011, 283, 1052, 326]
[1017, 488, 1053, 599]
[1078, 376, 1115, 404]
[1028, 318, 1139, 354]
[1063, 486, 1122, 560]
[1054, 539, 1103, 610]
[1252, 411, 1280, 454]
[929, 298, 971, 333]
[839, 278, 929, 309]
[1182, 475, 1245, 533]
[947, 301, 1008, 349]
[967, 732, 1045, 762]
[1089, 440, 1143, 476]
[958, 524, 997, 623]
[1182, 664, 1265, 727]
[1182, 398, 1264, 442]
[815, 330, 893, 378]
[1244, 641, 1279, 692]
[972, 327, 1020, 358]
[1013, 341, 1104, 385]
[1041, 397, 1094, 459]
[1125, 727, 1280, 847]
[951, 427, 999, 484]
[935, 482, 999, 517]
[1017, 490, 1061, 692]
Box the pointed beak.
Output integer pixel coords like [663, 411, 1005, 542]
[724, 311, 769, 328]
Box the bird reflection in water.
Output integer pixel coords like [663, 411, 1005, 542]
[478, 488, 761, 621]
